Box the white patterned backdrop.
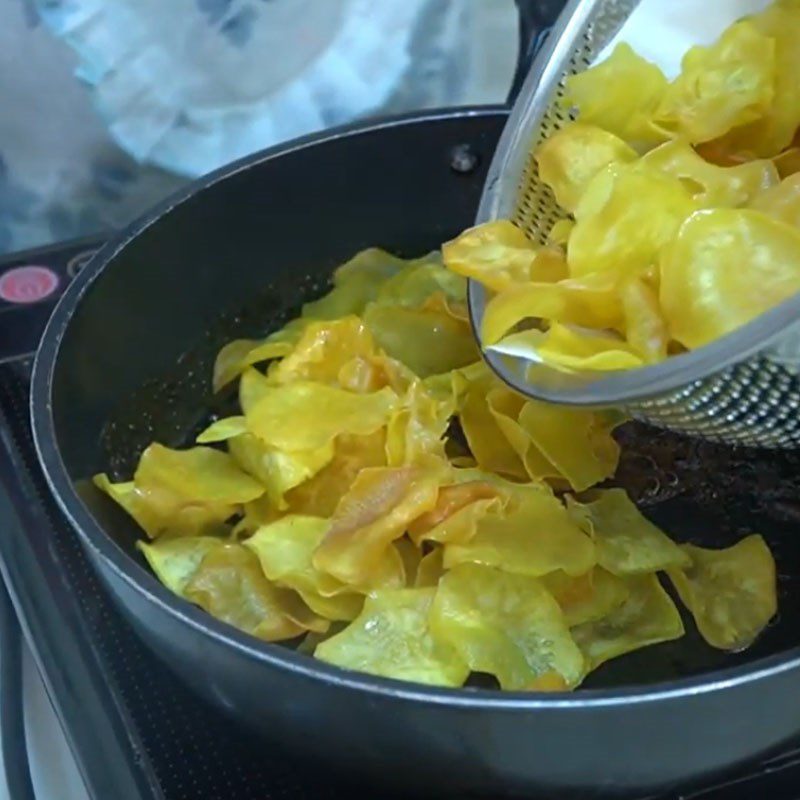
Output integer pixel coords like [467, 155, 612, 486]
[0, 0, 518, 254]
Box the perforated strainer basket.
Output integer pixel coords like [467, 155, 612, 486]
[468, 0, 800, 449]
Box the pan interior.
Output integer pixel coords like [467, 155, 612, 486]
[93, 279, 800, 691]
[46, 111, 800, 692]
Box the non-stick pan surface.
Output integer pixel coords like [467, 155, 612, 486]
[30, 108, 800, 798]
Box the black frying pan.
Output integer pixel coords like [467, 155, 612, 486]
[27, 5, 800, 799]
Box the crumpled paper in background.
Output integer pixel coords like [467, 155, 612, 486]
[0, 0, 771, 256]
[0, 0, 516, 253]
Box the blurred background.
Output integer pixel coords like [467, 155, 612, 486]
[0, 0, 519, 256]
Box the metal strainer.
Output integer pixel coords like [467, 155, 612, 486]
[469, 0, 800, 449]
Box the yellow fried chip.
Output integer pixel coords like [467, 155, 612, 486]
[408, 480, 505, 546]
[566, 489, 690, 575]
[300, 247, 405, 320]
[238, 366, 273, 413]
[315, 588, 469, 687]
[640, 140, 779, 208]
[652, 21, 776, 144]
[571, 574, 684, 672]
[134, 443, 264, 505]
[568, 165, 698, 281]
[548, 219, 575, 246]
[247, 382, 398, 452]
[459, 375, 528, 480]
[528, 247, 570, 284]
[430, 563, 584, 691]
[660, 208, 800, 349]
[234, 493, 280, 537]
[385, 381, 451, 467]
[96, 444, 264, 538]
[137, 536, 225, 596]
[285, 430, 387, 518]
[329, 246, 406, 284]
[621, 277, 669, 364]
[184, 543, 326, 640]
[312, 466, 439, 587]
[244, 516, 363, 621]
[267, 317, 376, 387]
[196, 416, 248, 443]
[212, 322, 304, 391]
[461, 380, 620, 492]
[491, 325, 645, 373]
[227, 433, 334, 510]
[372, 257, 465, 309]
[445, 465, 544, 497]
[536, 123, 638, 212]
[750, 173, 800, 227]
[516, 401, 620, 493]
[93, 475, 172, 538]
[668, 535, 777, 651]
[713, 2, 800, 158]
[336, 351, 415, 395]
[485, 385, 561, 482]
[363, 302, 477, 378]
[542, 568, 630, 628]
[444, 486, 595, 578]
[421, 360, 486, 415]
[480, 274, 622, 346]
[212, 248, 414, 392]
[442, 221, 567, 293]
[564, 43, 668, 146]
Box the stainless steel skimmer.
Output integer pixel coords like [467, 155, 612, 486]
[468, 0, 800, 449]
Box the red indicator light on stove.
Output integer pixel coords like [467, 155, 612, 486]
[0, 265, 60, 304]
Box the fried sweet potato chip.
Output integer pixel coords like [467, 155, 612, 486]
[490, 326, 645, 373]
[430, 564, 585, 691]
[312, 466, 440, 587]
[316, 588, 469, 687]
[442, 221, 567, 293]
[542, 568, 630, 628]
[567, 489, 690, 575]
[245, 516, 363, 620]
[640, 141, 778, 208]
[247, 382, 398, 452]
[750, 172, 800, 227]
[184, 543, 326, 640]
[652, 21, 776, 143]
[444, 486, 595, 578]
[480, 273, 622, 346]
[660, 208, 800, 349]
[712, 2, 800, 158]
[96, 443, 264, 539]
[564, 43, 668, 146]
[285, 430, 387, 518]
[137, 536, 225, 595]
[568, 165, 698, 281]
[536, 123, 638, 212]
[571, 574, 684, 671]
[668, 535, 777, 651]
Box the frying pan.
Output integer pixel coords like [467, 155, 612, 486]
[27, 4, 800, 798]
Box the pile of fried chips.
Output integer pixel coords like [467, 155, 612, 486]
[445, 0, 800, 372]
[96, 246, 777, 691]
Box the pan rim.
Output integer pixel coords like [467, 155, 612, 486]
[30, 106, 800, 711]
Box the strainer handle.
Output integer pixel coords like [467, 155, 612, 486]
[509, 0, 567, 104]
